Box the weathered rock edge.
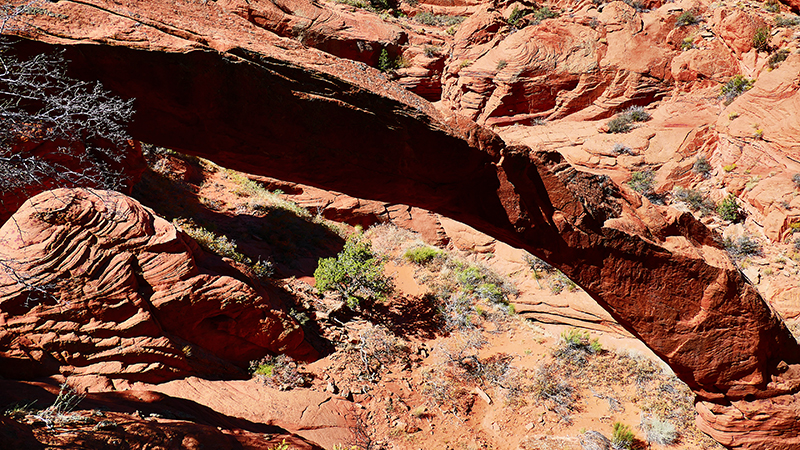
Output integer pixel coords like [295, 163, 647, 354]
[6, 0, 800, 447]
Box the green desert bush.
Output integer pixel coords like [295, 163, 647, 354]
[548, 271, 578, 294]
[628, 170, 655, 195]
[177, 219, 273, 278]
[533, 6, 559, 21]
[404, 245, 441, 264]
[553, 329, 602, 366]
[717, 194, 743, 222]
[724, 234, 762, 258]
[692, 156, 712, 175]
[721, 75, 754, 103]
[675, 10, 699, 27]
[763, 0, 781, 12]
[314, 232, 393, 309]
[673, 187, 713, 213]
[507, 6, 531, 26]
[611, 422, 635, 450]
[768, 48, 789, 69]
[753, 26, 771, 52]
[249, 354, 306, 390]
[607, 115, 633, 133]
[606, 106, 651, 133]
[377, 48, 392, 72]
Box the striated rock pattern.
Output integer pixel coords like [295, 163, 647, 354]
[5, 0, 800, 446]
[217, 0, 407, 66]
[440, 1, 673, 125]
[0, 188, 313, 383]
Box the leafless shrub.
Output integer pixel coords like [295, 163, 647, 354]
[354, 325, 409, 381]
[34, 382, 86, 428]
[531, 363, 579, 422]
[0, 44, 135, 197]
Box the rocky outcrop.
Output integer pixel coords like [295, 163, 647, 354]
[0, 379, 325, 450]
[0, 188, 313, 383]
[5, 0, 800, 446]
[440, 1, 674, 125]
[217, 0, 407, 67]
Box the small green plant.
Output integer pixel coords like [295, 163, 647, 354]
[673, 187, 714, 213]
[753, 26, 771, 52]
[724, 234, 761, 258]
[533, 6, 559, 21]
[459, 59, 473, 69]
[768, 48, 790, 68]
[606, 106, 651, 133]
[267, 439, 291, 450]
[628, 170, 656, 195]
[395, 54, 411, 69]
[496, 59, 508, 70]
[745, 175, 761, 191]
[717, 194, 743, 222]
[793, 173, 800, 188]
[675, 10, 698, 27]
[681, 36, 695, 50]
[423, 45, 441, 58]
[404, 246, 441, 264]
[692, 156, 712, 175]
[377, 48, 392, 72]
[729, 111, 740, 120]
[561, 329, 602, 353]
[314, 232, 393, 309]
[508, 6, 532, 26]
[763, 0, 781, 12]
[612, 422, 635, 450]
[721, 75, 754, 103]
[607, 115, 632, 133]
[723, 163, 737, 172]
[549, 270, 578, 294]
[249, 355, 306, 391]
[553, 328, 601, 367]
[176, 219, 274, 278]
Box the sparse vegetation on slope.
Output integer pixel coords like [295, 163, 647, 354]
[315, 231, 394, 309]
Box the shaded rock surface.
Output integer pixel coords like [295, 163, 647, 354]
[0, 188, 313, 383]
[0, 379, 324, 450]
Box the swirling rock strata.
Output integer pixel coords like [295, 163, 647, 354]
[0, 188, 313, 383]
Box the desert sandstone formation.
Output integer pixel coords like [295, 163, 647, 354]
[3, 0, 800, 447]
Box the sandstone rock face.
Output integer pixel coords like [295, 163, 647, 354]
[218, 0, 407, 67]
[440, 1, 674, 125]
[0, 188, 312, 383]
[6, 0, 800, 447]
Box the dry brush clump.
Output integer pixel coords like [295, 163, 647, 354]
[249, 354, 308, 390]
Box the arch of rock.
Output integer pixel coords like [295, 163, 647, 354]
[7, 0, 800, 447]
